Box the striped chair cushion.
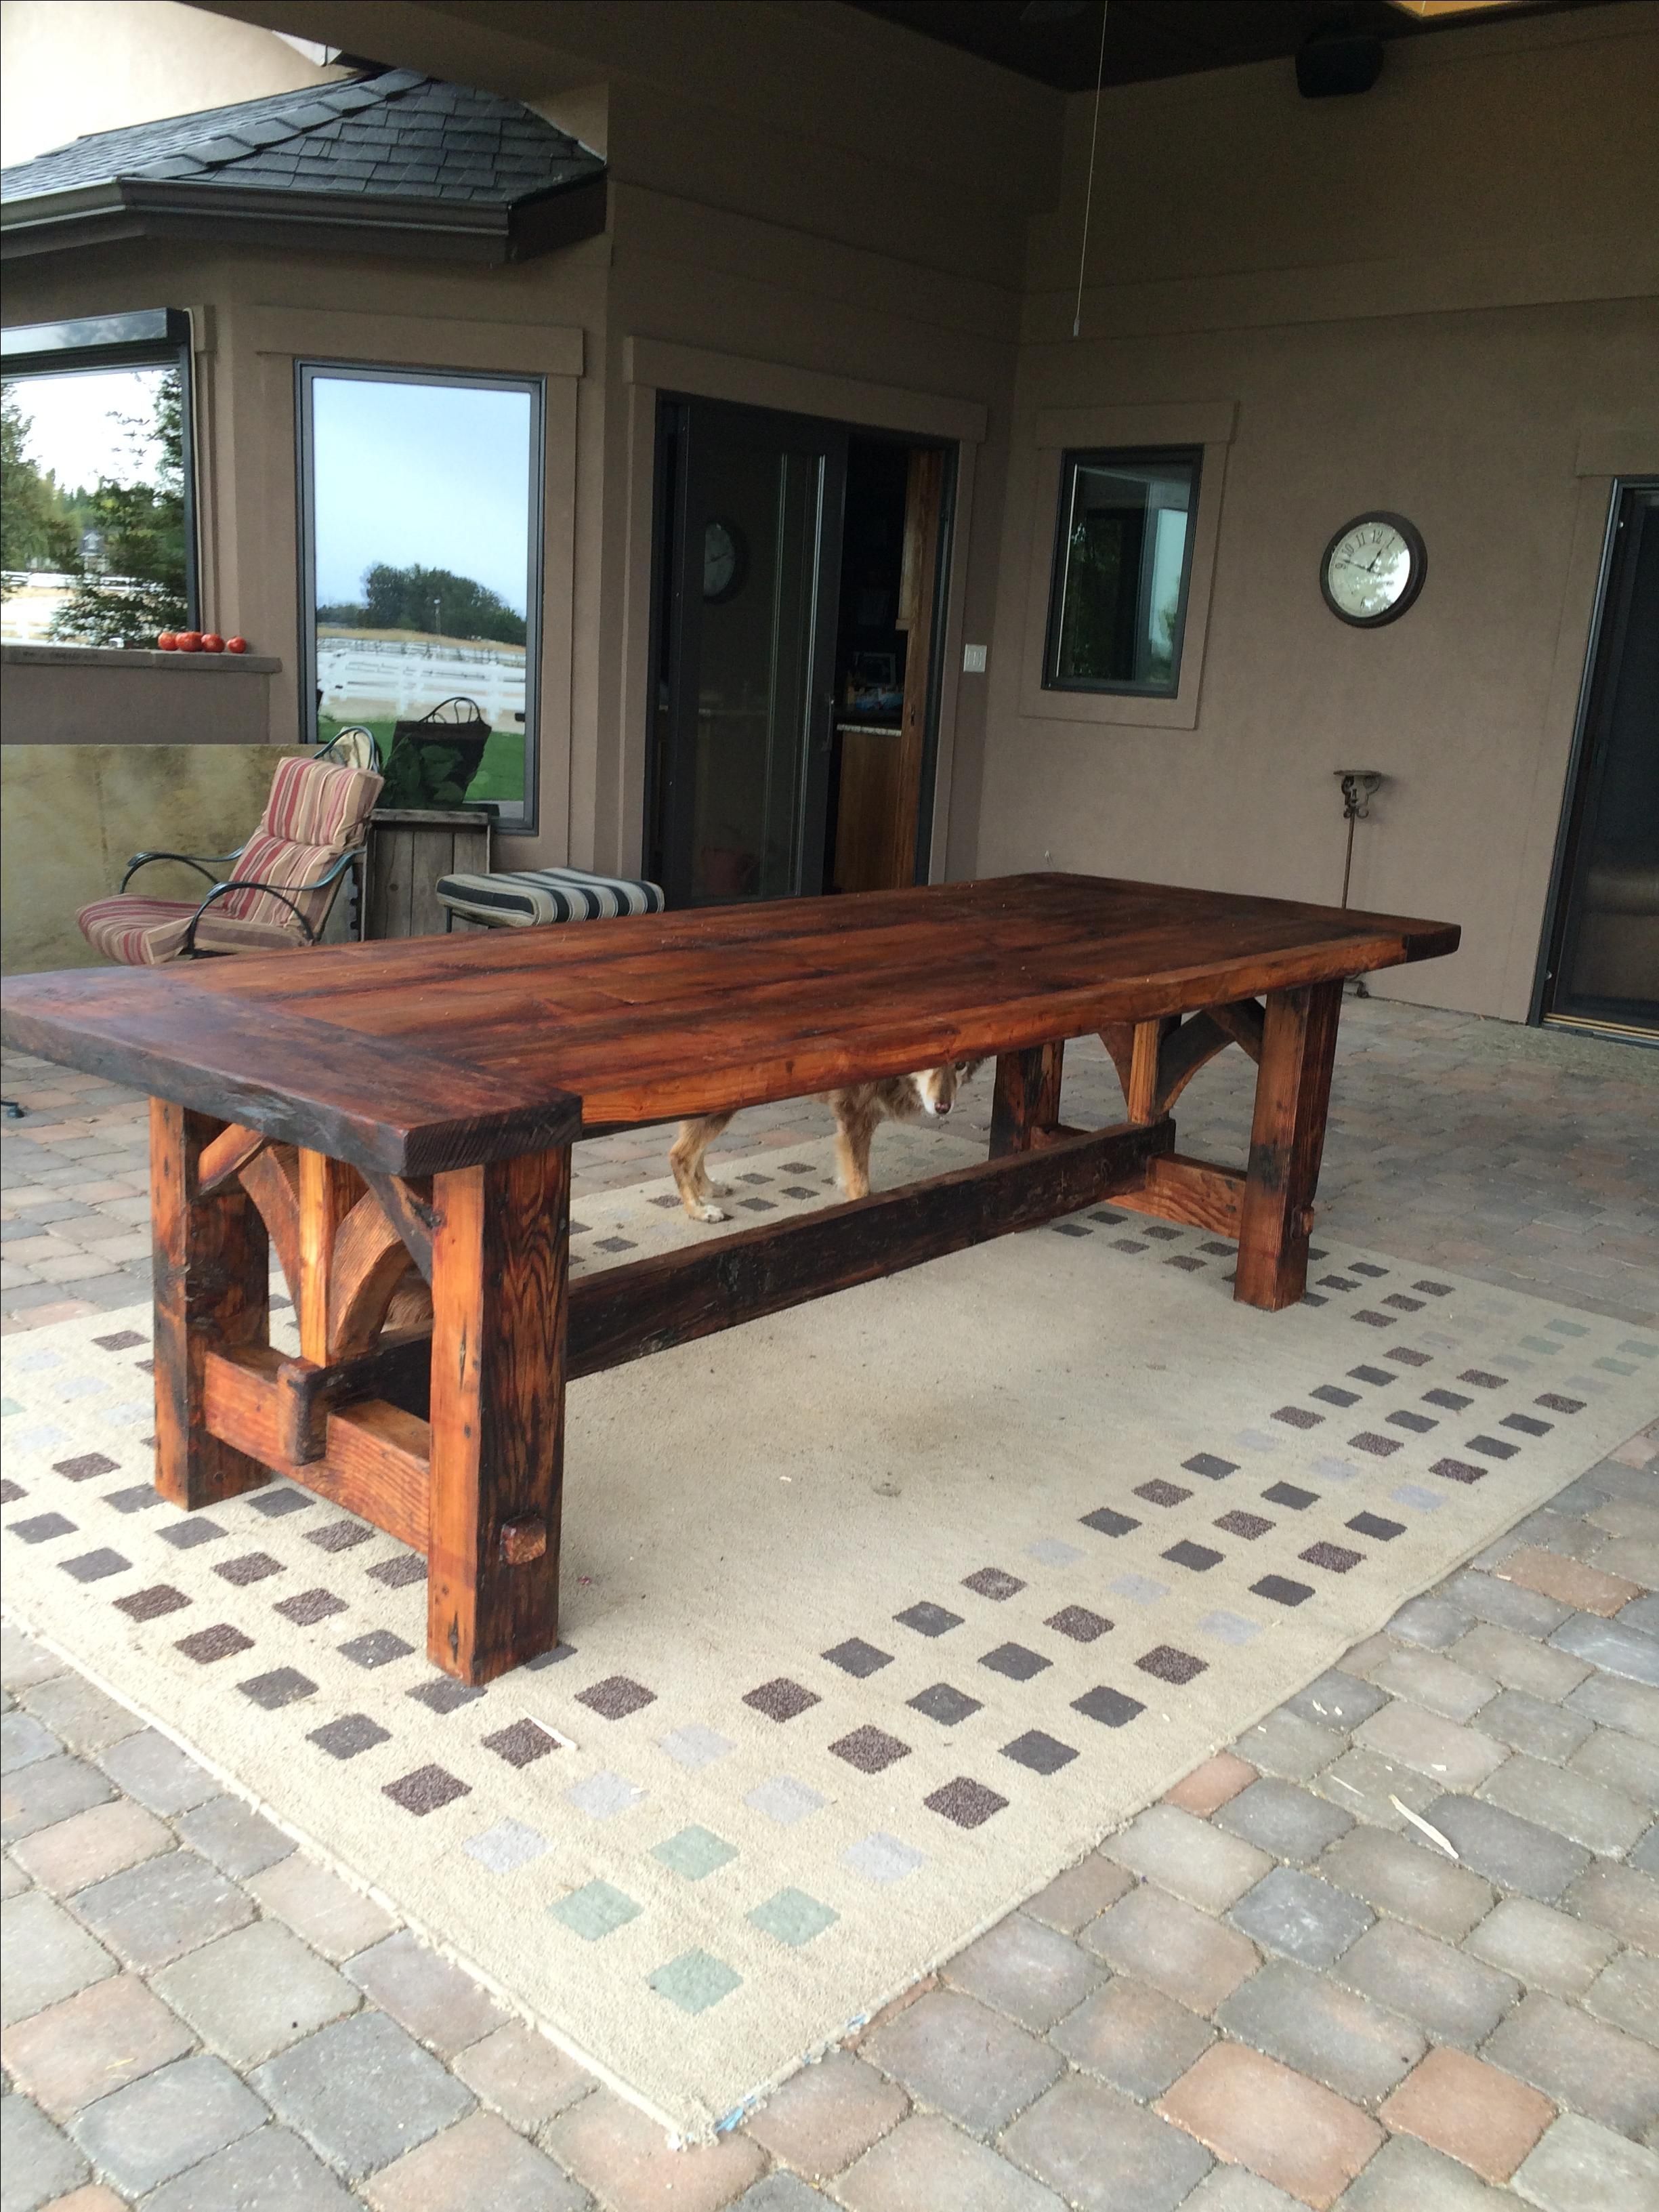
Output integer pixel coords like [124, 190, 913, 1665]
[218, 832, 345, 933]
[436, 866, 666, 928]
[261, 755, 381, 848]
[77, 897, 302, 966]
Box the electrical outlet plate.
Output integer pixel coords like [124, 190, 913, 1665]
[962, 644, 988, 673]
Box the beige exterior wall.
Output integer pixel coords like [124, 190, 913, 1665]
[984, 5, 1659, 1019]
[0, 1, 344, 166]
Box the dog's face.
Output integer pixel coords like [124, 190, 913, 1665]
[908, 1058, 983, 1118]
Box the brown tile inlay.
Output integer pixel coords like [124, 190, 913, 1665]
[114, 1583, 190, 1622]
[383, 1765, 471, 1816]
[743, 1678, 822, 1722]
[923, 1776, 1009, 1829]
[576, 1676, 656, 1720]
[175, 1623, 255, 1663]
[829, 1726, 911, 1774]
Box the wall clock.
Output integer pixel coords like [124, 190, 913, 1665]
[702, 518, 747, 604]
[1320, 512, 1426, 627]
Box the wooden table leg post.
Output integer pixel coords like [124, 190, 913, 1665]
[427, 1144, 570, 1684]
[990, 1042, 1064, 1157]
[1236, 980, 1343, 1312]
[297, 1150, 360, 1363]
[150, 1098, 272, 1509]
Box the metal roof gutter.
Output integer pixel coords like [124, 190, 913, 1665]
[0, 172, 606, 265]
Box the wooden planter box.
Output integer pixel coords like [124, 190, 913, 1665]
[362, 809, 490, 940]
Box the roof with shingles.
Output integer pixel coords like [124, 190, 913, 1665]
[0, 70, 602, 207]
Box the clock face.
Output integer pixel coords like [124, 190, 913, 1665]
[1321, 512, 1425, 627]
[702, 518, 746, 604]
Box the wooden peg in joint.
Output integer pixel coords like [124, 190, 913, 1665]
[500, 1517, 547, 1564]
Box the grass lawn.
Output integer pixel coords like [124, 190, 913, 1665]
[317, 718, 525, 806]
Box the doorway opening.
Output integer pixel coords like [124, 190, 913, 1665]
[646, 396, 952, 910]
[1534, 479, 1659, 1043]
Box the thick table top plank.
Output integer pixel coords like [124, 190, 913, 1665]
[1, 874, 1458, 1159]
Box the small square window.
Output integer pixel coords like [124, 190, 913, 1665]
[1045, 446, 1201, 695]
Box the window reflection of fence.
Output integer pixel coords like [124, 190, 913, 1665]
[316, 633, 526, 726]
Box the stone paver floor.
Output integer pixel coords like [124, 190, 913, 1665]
[3, 996, 1657, 2210]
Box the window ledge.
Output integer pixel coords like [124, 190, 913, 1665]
[1, 643, 281, 673]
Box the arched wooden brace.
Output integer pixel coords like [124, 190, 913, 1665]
[328, 1178, 437, 1358]
[236, 1145, 301, 1307]
[1101, 999, 1265, 1122]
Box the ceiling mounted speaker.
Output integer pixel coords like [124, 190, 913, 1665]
[1296, 30, 1385, 97]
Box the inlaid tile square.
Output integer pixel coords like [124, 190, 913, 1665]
[658, 1725, 734, 1770]
[648, 1949, 740, 2012]
[822, 1638, 892, 1678]
[980, 1642, 1050, 1681]
[1002, 1730, 1078, 1774]
[1164, 1541, 1223, 1572]
[308, 1520, 372, 1552]
[829, 1726, 910, 1773]
[383, 1765, 469, 1816]
[843, 1832, 924, 1882]
[1082, 1507, 1140, 1537]
[749, 1888, 837, 1946]
[744, 1677, 821, 1721]
[239, 1667, 316, 1709]
[1301, 1543, 1364, 1573]
[53, 1452, 118, 1481]
[366, 1556, 425, 1588]
[177, 1623, 254, 1663]
[908, 1682, 982, 1725]
[1047, 1605, 1112, 1642]
[894, 1601, 963, 1636]
[576, 1675, 656, 1719]
[245, 1487, 312, 1519]
[1217, 1511, 1274, 1539]
[1074, 1686, 1146, 1728]
[1183, 1454, 1238, 1479]
[339, 1631, 413, 1670]
[275, 1588, 347, 1627]
[1137, 1480, 1192, 1507]
[925, 1776, 1008, 1828]
[407, 1679, 485, 1715]
[158, 1518, 226, 1549]
[653, 1825, 737, 1880]
[744, 1776, 825, 1824]
[309, 1713, 389, 1759]
[1348, 1513, 1404, 1541]
[1253, 1576, 1314, 1607]
[1426, 1388, 1473, 1411]
[963, 1567, 1025, 1600]
[483, 1719, 559, 1768]
[215, 1551, 284, 1585]
[552, 1879, 641, 1940]
[566, 1772, 644, 1819]
[1138, 1646, 1206, 1684]
[1264, 1482, 1318, 1509]
[61, 1548, 128, 1581]
[114, 1584, 188, 1621]
[464, 1819, 549, 1873]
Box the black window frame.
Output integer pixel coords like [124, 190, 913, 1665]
[295, 358, 545, 837]
[1042, 443, 1202, 698]
[0, 308, 200, 631]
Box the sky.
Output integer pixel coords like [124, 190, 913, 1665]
[9, 366, 171, 489]
[311, 375, 533, 614]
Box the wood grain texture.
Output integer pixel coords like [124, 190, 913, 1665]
[1115, 1154, 1246, 1237]
[150, 1100, 271, 1510]
[361, 1172, 438, 1285]
[327, 1186, 422, 1357]
[1236, 981, 1343, 1311]
[298, 1151, 360, 1365]
[567, 1115, 1173, 1381]
[196, 1122, 267, 1195]
[990, 1042, 1064, 1158]
[203, 1345, 428, 1550]
[271, 1329, 432, 1462]
[427, 1146, 570, 1683]
[238, 1145, 300, 1308]
[1, 875, 1458, 1146]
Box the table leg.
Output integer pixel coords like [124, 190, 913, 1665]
[150, 1099, 271, 1509]
[990, 1042, 1064, 1156]
[1236, 980, 1343, 1311]
[427, 1144, 570, 1684]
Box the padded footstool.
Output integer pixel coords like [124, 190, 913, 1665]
[436, 864, 665, 929]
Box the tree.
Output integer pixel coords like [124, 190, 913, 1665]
[358, 562, 526, 646]
[0, 383, 81, 591]
[45, 370, 189, 646]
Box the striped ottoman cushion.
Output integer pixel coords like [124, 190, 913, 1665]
[436, 867, 665, 927]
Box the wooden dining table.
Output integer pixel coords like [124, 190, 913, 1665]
[1, 873, 1459, 1684]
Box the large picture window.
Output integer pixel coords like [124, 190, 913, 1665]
[1044, 446, 1200, 695]
[1, 310, 196, 648]
[299, 363, 543, 831]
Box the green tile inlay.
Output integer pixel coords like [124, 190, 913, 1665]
[1546, 1318, 1589, 1336]
[747, 1887, 839, 1947]
[652, 1824, 738, 1880]
[648, 1948, 741, 2013]
[1519, 1336, 1558, 1354]
[1595, 1357, 1637, 1375]
[1618, 1338, 1657, 1358]
[0, 1398, 21, 1417]
[550, 1879, 642, 1941]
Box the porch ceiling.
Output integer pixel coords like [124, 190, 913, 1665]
[847, 0, 1605, 91]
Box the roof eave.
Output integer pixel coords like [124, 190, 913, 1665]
[0, 171, 606, 266]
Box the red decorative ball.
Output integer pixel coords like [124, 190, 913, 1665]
[201, 633, 225, 653]
[156, 631, 177, 650]
[226, 635, 249, 654]
[176, 631, 203, 652]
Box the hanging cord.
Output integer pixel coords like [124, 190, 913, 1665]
[1072, 0, 1109, 338]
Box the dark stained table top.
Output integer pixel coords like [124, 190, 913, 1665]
[1, 874, 1459, 1175]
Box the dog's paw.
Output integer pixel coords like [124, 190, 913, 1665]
[706, 1181, 730, 1198]
[691, 1201, 729, 1224]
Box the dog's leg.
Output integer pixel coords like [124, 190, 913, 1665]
[670, 1113, 735, 1223]
[832, 1091, 879, 1201]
